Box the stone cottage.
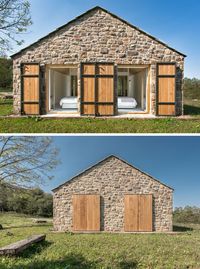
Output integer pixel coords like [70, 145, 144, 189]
[52, 155, 173, 232]
[11, 6, 186, 117]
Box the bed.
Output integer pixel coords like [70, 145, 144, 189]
[118, 97, 137, 109]
[60, 97, 78, 109]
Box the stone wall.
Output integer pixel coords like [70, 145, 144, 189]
[12, 8, 184, 115]
[53, 156, 173, 232]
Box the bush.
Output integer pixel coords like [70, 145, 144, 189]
[173, 206, 200, 224]
[0, 184, 53, 217]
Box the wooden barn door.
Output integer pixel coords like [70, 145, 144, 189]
[81, 63, 115, 116]
[72, 195, 100, 232]
[124, 195, 153, 232]
[21, 63, 40, 115]
[157, 63, 176, 116]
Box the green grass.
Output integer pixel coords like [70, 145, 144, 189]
[1, 117, 200, 133]
[1, 97, 200, 133]
[0, 213, 200, 269]
[0, 99, 13, 116]
[0, 88, 12, 93]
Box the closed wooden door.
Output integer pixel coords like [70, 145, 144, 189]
[81, 63, 115, 116]
[21, 63, 40, 115]
[124, 195, 153, 232]
[72, 195, 100, 231]
[157, 63, 176, 116]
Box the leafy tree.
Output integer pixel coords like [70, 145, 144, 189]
[1, 184, 53, 217]
[0, 0, 32, 54]
[184, 77, 200, 100]
[0, 57, 12, 90]
[0, 136, 59, 188]
[173, 206, 200, 224]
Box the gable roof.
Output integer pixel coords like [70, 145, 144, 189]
[11, 6, 186, 58]
[52, 155, 174, 192]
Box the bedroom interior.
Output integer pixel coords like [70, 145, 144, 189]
[48, 65, 148, 114]
[49, 66, 78, 112]
[117, 66, 148, 113]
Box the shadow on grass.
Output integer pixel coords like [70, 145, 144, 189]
[0, 252, 138, 269]
[184, 104, 200, 115]
[119, 260, 138, 269]
[3, 224, 52, 229]
[19, 240, 52, 258]
[173, 225, 193, 232]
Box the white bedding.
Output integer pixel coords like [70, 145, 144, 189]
[118, 97, 137, 109]
[60, 97, 78, 109]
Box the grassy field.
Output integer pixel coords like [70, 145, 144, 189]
[0, 100, 13, 117]
[0, 213, 200, 269]
[1, 117, 200, 133]
[1, 99, 200, 133]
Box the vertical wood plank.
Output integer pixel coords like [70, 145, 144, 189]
[81, 63, 115, 116]
[98, 78, 114, 102]
[83, 64, 95, 75]
[87, 195, 100, 231]
[22, 64, 40, 115]
[124, 195, 139, 232]
[158, 105, 175, 115]
[158, 65, 175, 76]
[139, 195, 153, 232]
[157, 63, 176, 116]
[73, 195, 100, 231]
[158, 78, 175, 103]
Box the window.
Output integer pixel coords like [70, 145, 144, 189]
[118, 76, 128, 96]
[71, 75, 77, 96]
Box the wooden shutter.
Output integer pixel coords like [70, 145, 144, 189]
[72, 195, 100, 232]
[138, 195, 152, 232]
[21, 63, 40, 115]
[124, 195, 153, 232]
[157, 63, 176, 116]
[124, 195, 139, 232]
[81, 63, 115, 116]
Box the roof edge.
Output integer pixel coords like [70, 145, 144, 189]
[52, 154, 174, 192]
[11, 5, 186, 58]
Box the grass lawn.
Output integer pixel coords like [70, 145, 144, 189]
[0, 213, 200, 269]
[1, 117, 200, 133]
[0, 100, 13, 117]
[1, 99, 200, 133]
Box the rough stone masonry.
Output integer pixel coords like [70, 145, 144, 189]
[53, 156, 173, 232]
[12, 7, 184, 115]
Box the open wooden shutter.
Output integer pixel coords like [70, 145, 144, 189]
[124, 195, 153, 232]
[72, 195, 100, 232]
[157, 63, 176, 116]
[21, 63, 40, 115]
[81, 63, 115, 116]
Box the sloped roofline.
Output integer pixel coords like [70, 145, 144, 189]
[11, 6, 186, 58]
[52, 155, 174, 192]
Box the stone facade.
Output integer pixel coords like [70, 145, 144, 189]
[12, 6, 185, 115]
[53, 156, 173, 232]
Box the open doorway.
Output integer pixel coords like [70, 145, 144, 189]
[49, 66, 78, 112]
[117, 66, 148, 113]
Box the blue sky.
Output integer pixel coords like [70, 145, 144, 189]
[12, 0, 200, 78]
[41, 136, 200, 208]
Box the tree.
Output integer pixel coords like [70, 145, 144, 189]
[0, 57, 12, 90]
[0, 136, 59, 188]
[0, 0, 32, 54]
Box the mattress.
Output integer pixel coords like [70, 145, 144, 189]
[60, 97, 78, 109]
[118, 97, 137, 109]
